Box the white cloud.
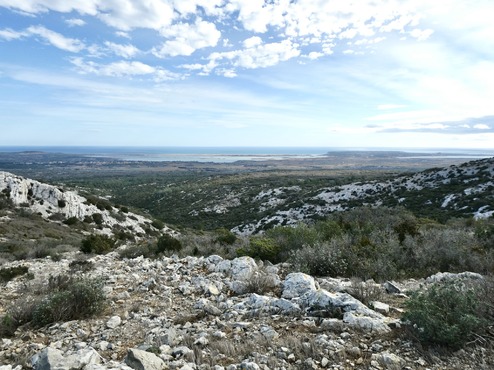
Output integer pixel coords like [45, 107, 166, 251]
[71, 58, 182, 81]
[153, 19, 221, 57]
[115, 31, 130, 39]
[27, 25, 85, 52]
[0, 28, 26, 40]
[104, 41, 139, 58]
[0, 0, 100, 15]
[65, 18, 86, 27]
[243, 36, 262, 48]
[97, 0, 175, 31]
[474, 124, 489, 130]
[209, 40, 300, 72]
[305, 51, 324, 60]
[72, 58, 154, 77]
[409, 28, 434, 41]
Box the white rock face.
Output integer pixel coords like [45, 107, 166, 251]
[0, 171, 176, 238]
[282, 272, 318, 299]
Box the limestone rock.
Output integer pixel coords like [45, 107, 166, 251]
[282, 273, 318, 299]
[371, 352, 406, 369]
[426, 271, 483, 284]
[125, 348, 166, 370]
[106, 315, 122, 329]
[32, 347, 101, 370]
[371, 301, 390, 315]
[230, 257, 257, 280]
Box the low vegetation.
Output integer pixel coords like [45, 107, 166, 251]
[237, 207, 494, 281]
[0, 274, 106, 336]
[403, 279, 493, 349]
[0, 265, 29, 282]
[80, 234, 116, 254]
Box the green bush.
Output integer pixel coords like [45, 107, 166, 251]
[32, 276, 106, 327]
[266, 224, 319, 255]
[119, 242, 157, 259]
[63, 216, 78, 225]
[0, 265, 29, 282]
[92, 213, 103, 225]
[151, 219, 165, 230]
[80, 234, 116, 254]
[215, 228, 237, 245]
[402, 281, 487, 349]
[238, 237, 281, 262]
[289, 241, 348, 277]
[156, 234, 182, 253]
[0, 314, 18, 337]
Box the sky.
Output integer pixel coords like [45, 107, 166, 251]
[0, 0, 493, 149]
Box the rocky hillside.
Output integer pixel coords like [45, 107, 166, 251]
[232, 158, 494, 234]
[1, 251, 491, 370]
[0, 171, 175, 239]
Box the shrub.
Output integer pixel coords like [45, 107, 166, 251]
[347, 278, 384, 307]
[402, 281, 487, 349]
[119, 242, 157, 259]
[215, 228, 237, 245]
[266, 224, 319, 256]
[238, 237, 281, 262]
[63, 216, 78, 225]
[57, 199, 66, 208]
[31, 276, 106, 327]
[80, 234, 116, 254]
[289, 241, 348, 277]
[92, 213, 103, 225]
[0, 314, 18, 337]
[0, 265, 29, 282]
[156, 234, 182, 253]
[242, 269, 280, 295]
[151, 219, 165, 230]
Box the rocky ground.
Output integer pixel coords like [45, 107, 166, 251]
[1, 250, 493, 370]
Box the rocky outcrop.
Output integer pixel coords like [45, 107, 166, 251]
[3, 250, 485, 370]
[0, 171, 175, 238]
[233, 158, 494, 234]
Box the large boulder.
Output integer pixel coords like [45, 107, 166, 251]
[32, 347, 101, 370]
[282, 273, 318, 299]
[125, 348, 166, 370]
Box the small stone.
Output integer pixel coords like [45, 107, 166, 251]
[74, 342, 87, 350]
[321, 357, 330, 367]
[371, 301, 390, 315]
[76, 329, 87, 337]
[98, 341, 110, 351]
[106, 316, 122, 329]
[383, 281, 401, 294]
[240, 361, 260, 370]
[194, 337, 209, 346]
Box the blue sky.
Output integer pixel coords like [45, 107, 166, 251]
[0, 0, 493, 148]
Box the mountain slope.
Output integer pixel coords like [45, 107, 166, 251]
[0, 171, 175, 239]
[232, 158, 494, 234]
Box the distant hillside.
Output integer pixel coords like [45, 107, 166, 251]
[0, 171, 175, 240]
[233, 158, 494, 234]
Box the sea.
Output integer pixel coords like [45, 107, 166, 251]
[0, 146, 493, 163]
